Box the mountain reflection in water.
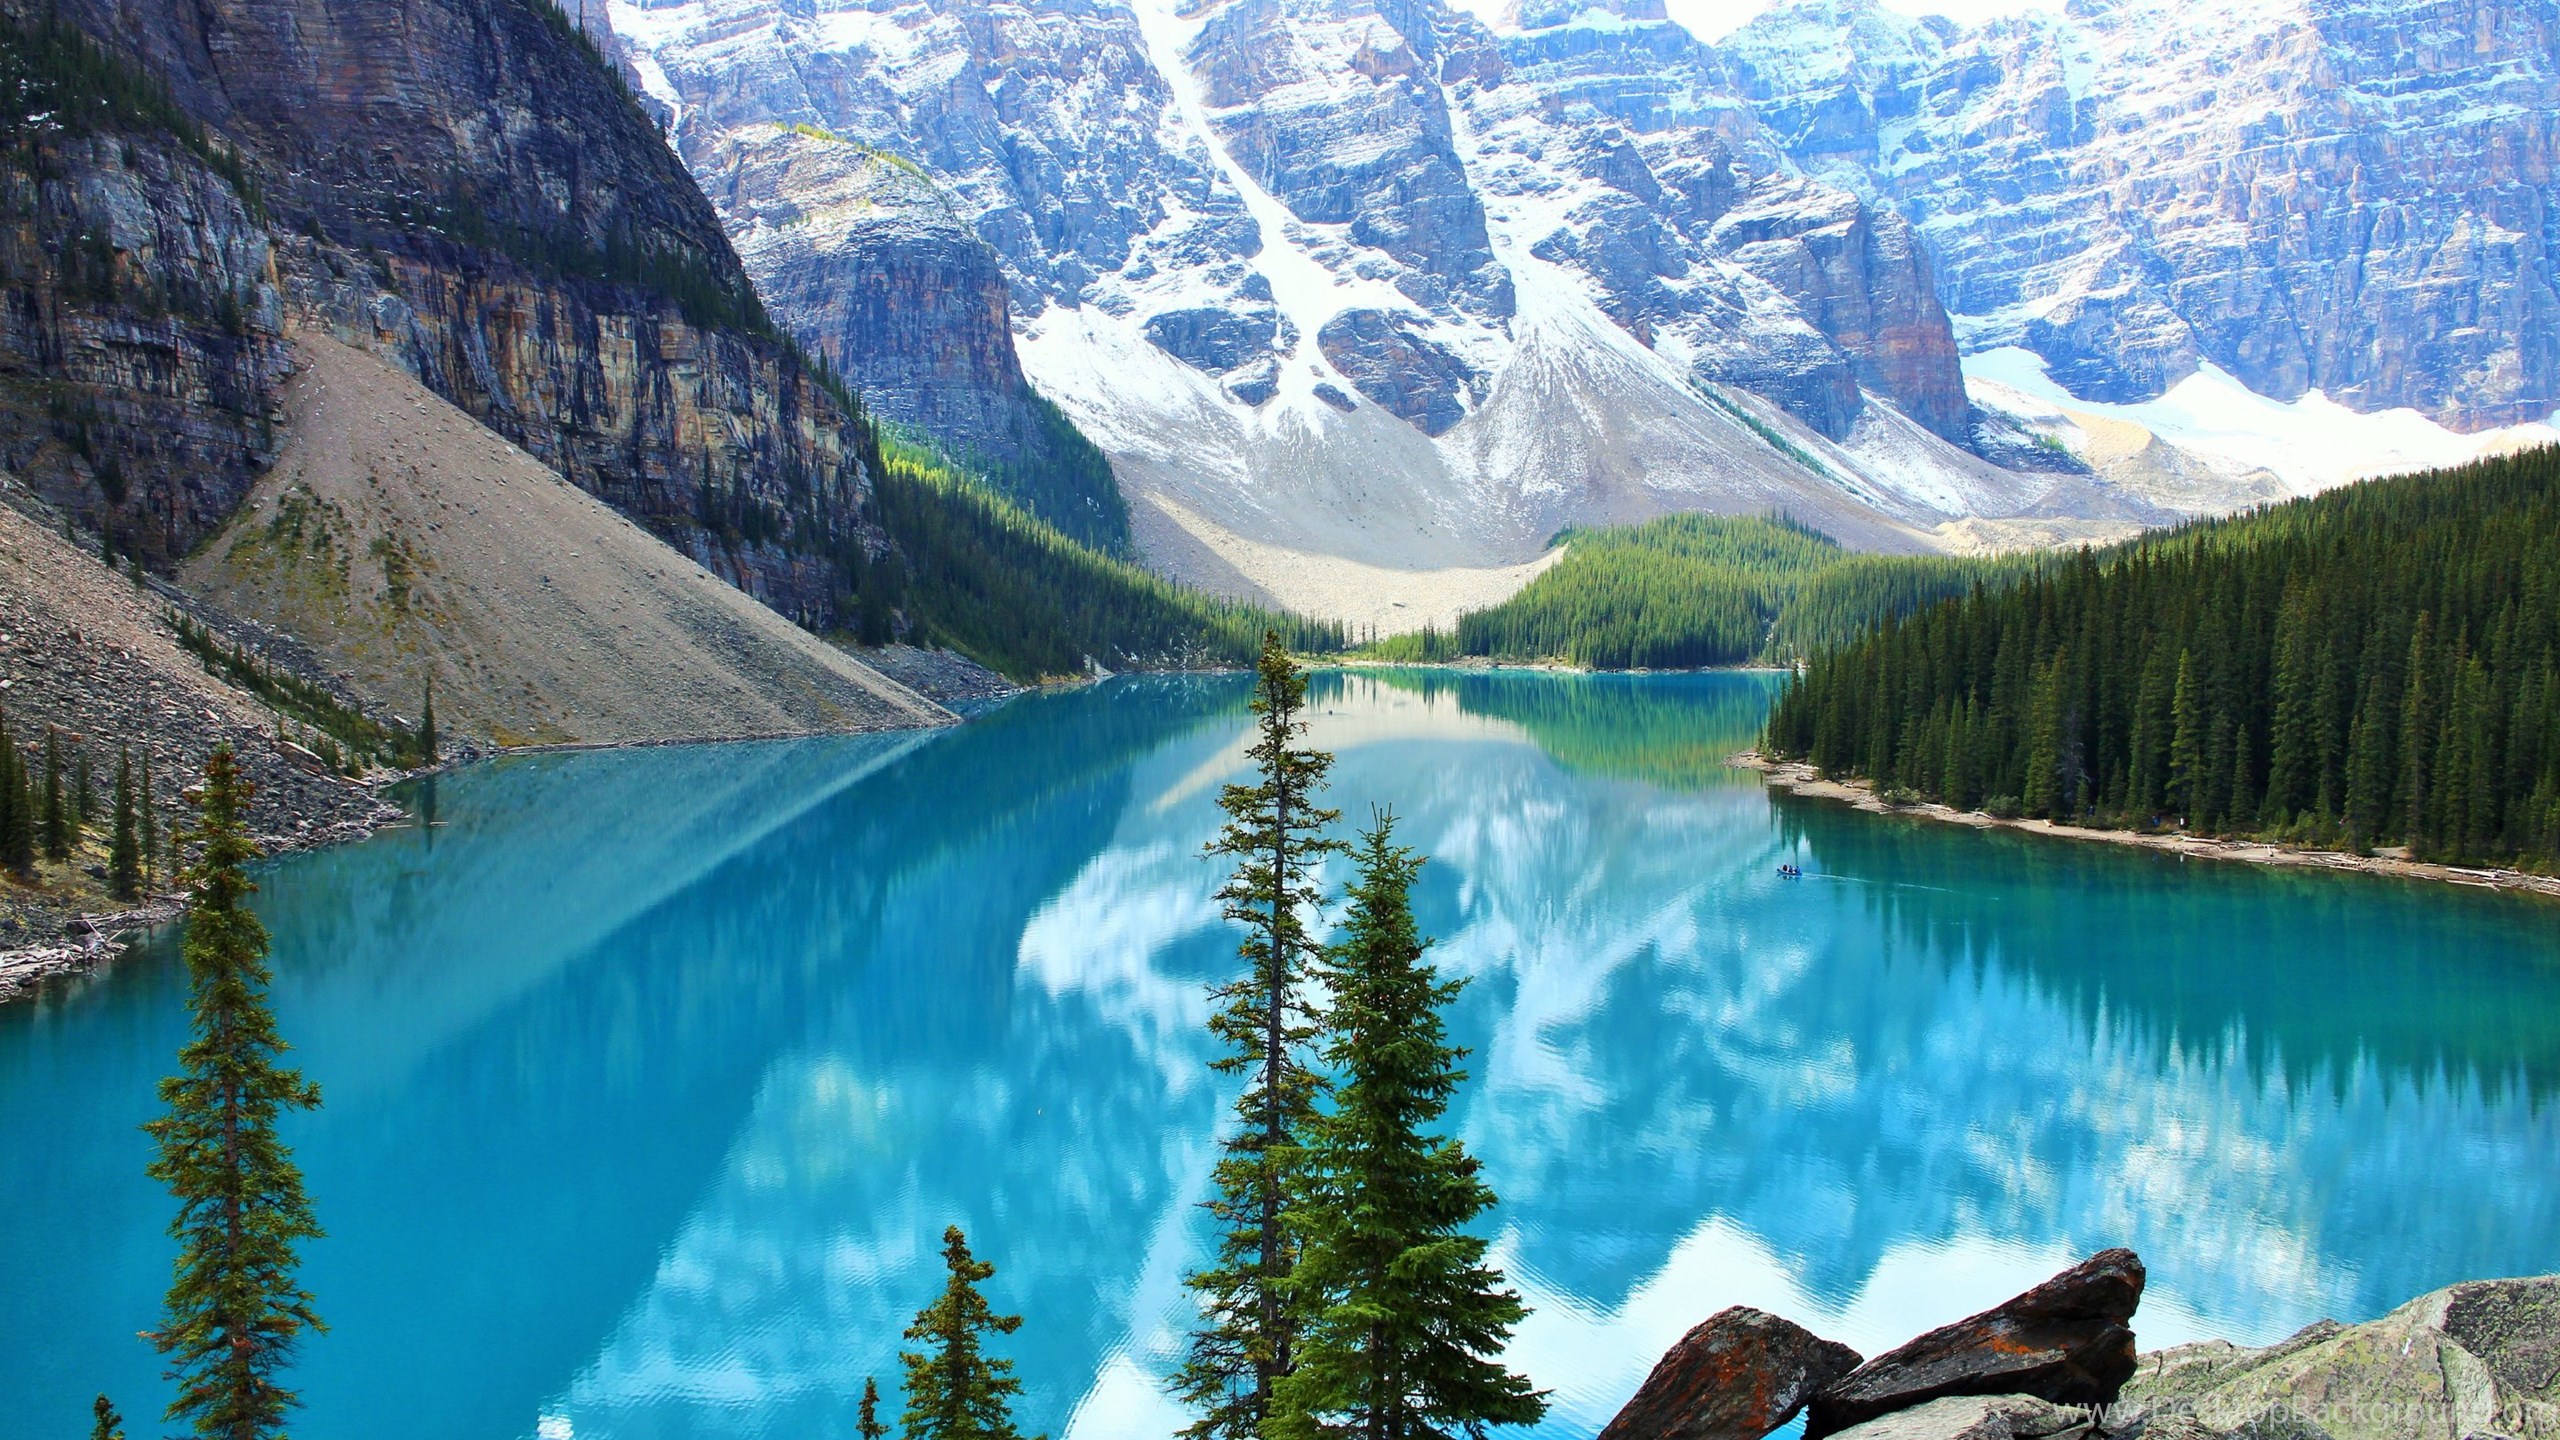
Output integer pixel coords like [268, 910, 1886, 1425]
[3, 671, 2553, 1440]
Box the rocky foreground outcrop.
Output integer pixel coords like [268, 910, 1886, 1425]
[2116, 1276, 2560, 1440]
[1809, 1251, 2145, 1437]
[1599, 1308, 1863, 1440]
[1599, 1255, 2560, 1440]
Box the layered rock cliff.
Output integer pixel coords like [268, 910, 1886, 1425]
[8, 0, 894, 624]
[681, 119, 1127, 548]
[1723, 0, 2560, 431]
[601, 0, 2560, 600]
[0, 15, 291, 568]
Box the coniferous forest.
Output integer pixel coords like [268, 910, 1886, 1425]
[1763, 448, 2560, 870]
[1362, 514, 2037, 670]
[866, 439, 1342, 679]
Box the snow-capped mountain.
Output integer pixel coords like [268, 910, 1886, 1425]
[606, 0, 2559, 613]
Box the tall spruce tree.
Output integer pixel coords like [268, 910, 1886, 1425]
[43, 726, 70, 861]
[860, 1376, 889, 1440]
[1271, 812, 1547, 1440]
[76, 749, 96, 824]
[91, 1394, 125, 1440]
[418, 676, 438, 766]
[143, 747, 325, 1440]
[2023, 654, 2067, 819]
[0, 713, 31, 873]
[2400, 613, 2439, 844]
[2166, 651, 2204, 825]
[899, 1226, 1037, 1440]
[109, 750, 142, 901]
[1175, 634, 1344, 1439]
[139, 750, 158, 887]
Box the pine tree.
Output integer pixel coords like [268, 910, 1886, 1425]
[2342, 699, 2389, 850]
[76, 750, 95, 824]
[2401, 615, 2438, 846]
[2166, 651, 2204, 826]
[43, 727, 70, 862]
[109, 750, 142, 901]
[860, 1376, 889, 1440]
[139, 750, 158, 888]
[1271, 812, 1547, 1440]
[2264, 589, 2318, 827]
[2126, 646, 2174, 820]
[0, 713, 31, 873]
[418, 676, 438, 766]
[143, 747, 325, 1440]
[899, 1226, 1037, 1440]
[2225, 720, 2258, 830]
[1176, 634, 1344, 1439]
[2023, 653, 2067, 819]
[91, 1394, 125, 1440]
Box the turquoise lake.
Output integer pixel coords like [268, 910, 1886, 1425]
[5, 671, 2558, 1439]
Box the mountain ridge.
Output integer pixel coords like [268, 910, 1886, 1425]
[609, 0, 2560, 623]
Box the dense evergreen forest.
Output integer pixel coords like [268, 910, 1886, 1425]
[1763, 448, 2560, 870]
[1363, 515, 2033, 669]
[865, 432, 1340, 680]
[879, 397, 1131, 556]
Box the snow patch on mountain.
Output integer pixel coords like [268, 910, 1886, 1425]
[1966, 349, 2560, 497]
[1123, 0, 1422, 416]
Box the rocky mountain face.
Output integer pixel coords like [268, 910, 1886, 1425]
[613, 0, 2560, 591]
[614, 0, 2163, 581]
[0, 18, 291, 569]
[3, 0, 891, 623]
[679, 118, 1127, 547]
[1722, 0, 2560, 431]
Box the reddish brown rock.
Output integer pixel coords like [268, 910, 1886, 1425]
[1805, 1251, 2146, 1440]
[1597, 1306, 1864, 1440]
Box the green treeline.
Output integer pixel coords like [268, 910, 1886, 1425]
[1367, 514, 2034, 669]
[867, 443, 1338, 680]
[169, 614, 428, 773]
[1763, 447, 2560, 870]
[877, 399, 1131, 557]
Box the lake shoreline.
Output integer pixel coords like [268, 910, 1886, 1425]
[1738, 752, 2560, 902]
[0, 637, 1050, 1002]
[0, 796, 415, 1002]
[1335, 657, 1795, 676]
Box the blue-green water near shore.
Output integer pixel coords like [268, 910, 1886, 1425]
[4, 671, 2557, 1439]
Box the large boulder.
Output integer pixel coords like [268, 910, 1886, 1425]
[1828, 1395, 2097, 1440]
[2114, 1275, 2560, 1440]
[1597, 1306, 1864, 1440]
[1806, 1251, 2146, 1438]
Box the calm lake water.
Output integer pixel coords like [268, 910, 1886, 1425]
[5, 671, 2558, 1440]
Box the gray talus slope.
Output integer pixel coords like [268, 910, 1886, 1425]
[184, 337, 949, 748]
